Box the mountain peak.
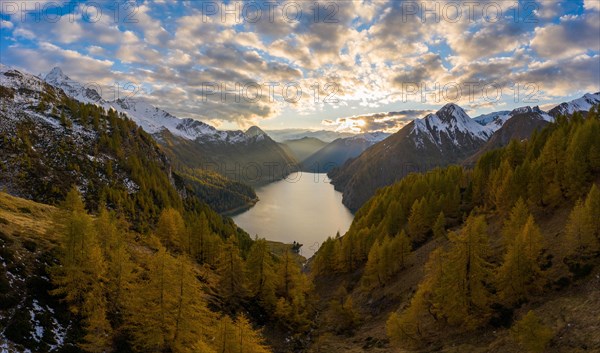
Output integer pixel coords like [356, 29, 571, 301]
[45, 67, 70, 83]
[246, 126, 267, 137]
[509, 106, 543, 115]
[436, 103, 470, 122]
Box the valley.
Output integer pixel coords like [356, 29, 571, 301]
[2, 60, 600, 353]
[1, 2, 600, 352]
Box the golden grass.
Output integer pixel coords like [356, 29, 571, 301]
[0, 192, 58, 243]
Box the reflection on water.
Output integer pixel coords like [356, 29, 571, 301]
[232, 172, 354, 258]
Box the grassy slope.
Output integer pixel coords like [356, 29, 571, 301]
[310, 201, 600, 353]
[0, 192, 73, 353]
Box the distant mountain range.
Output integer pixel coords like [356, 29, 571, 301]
[279, 137, 328, 163]
[300, 132, 390, 173]
[265, 129, 355, 143]
[330, 93, 600, 211]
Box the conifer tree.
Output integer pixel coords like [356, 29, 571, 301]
[362, 239, 384, 288]
[386, 248, 446, 345]
[407, 197, 429, 244]
[433, 215, 492, 327]
[584, 184, 600, 240]
[51, 187, 113, 351]
[126, 242, 215, 352]
[216, 237, 247, 308]
[511, 311, 553, 353]
[387, 230, 411, 274]
[496, 216, 544, 305]
[246, 238, 277, 310]
[433, 211, 446, 239]
[501, 198, 530, 248]
[312, 237, 337, 275]
[564, 188, 599, 260]
[156, 208, 186, 252]
[95, 207, 133, 315]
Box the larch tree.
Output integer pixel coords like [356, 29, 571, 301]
[496, 215, 544, 305]
[216, 237, 247, 308]
[564, 185, 600, 260]
[362, 239, 384, 288]
[501, 198, 530, 248]
[157, 208, 186, 252]
[51, 187, 113, 352]
[95, 207, 134, 317]
[246, 238, 277, 310]
[386, 230, 411, 275]
[433, 211, 447, 239]
[433, 215, 492, 327]
[386, 248, 446, 346]
[312, 237, 337, 276]
[125, 242, 215, 353]
[511, 311, 553, 353]
[408, 198, 429, 244]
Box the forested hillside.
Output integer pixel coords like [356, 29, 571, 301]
[310, 107, 600, 352]
[0, 189, 315, 352]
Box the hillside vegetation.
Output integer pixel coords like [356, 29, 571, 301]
[310, 108, 600, 352]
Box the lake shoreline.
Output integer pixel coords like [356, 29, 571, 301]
[232, 172, 354, 258]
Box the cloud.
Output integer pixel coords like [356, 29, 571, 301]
[2, 0, 598, 128]
[321, 110, 433, 133]
[0, 20, 13, 29]
[585, 0, 600, 11]
[531, 12, 600, 59]
[2, 42, 114, 87]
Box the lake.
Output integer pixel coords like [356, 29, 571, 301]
[232, 172, 354, 258]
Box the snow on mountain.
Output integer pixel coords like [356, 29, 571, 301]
[473, 111, 512, 128]
[549, 92, 600, 117]
[44, 67, 103, 104]
[473, 106, 554, 134]
[41, 66, 254, 144]
[412, 103, 493, 148]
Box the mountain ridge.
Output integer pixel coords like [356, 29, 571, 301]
[329, 95, 600, 211]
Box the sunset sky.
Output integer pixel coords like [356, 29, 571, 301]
[1, 0, 599, 132]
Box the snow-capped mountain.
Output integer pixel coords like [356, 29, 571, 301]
[44, 67, 103, 104]
[474, 106, 554, 133]
[472, 110, 512, 127]
[328, 95, 599, 211]
[411, 103, 493, 149]
[43, 67, 254, 144]
[549, 92, 600, 117]
[2, 65, 297, 188]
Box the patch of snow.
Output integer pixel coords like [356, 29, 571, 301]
[30, 300, 44, 343]
[554, 92, 600, 115]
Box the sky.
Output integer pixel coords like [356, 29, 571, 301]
[1, 0, 599, 133]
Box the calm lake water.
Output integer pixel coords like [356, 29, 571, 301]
[232, 172, 354, 258]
